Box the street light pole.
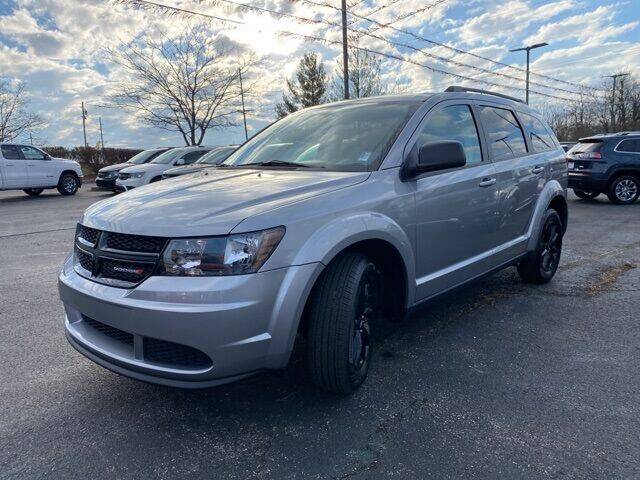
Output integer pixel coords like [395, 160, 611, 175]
[81, 101, 88, 147]
[509, 42, 548, 104]
[341, 0, 349, 100]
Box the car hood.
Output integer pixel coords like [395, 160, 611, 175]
[99, 163, 130, 173]
[82, 168, 370, 236]
[53, 158, 79, 166]
[120, 163, 165, 174]
[163, 164, 208, 176]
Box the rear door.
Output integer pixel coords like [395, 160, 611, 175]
[410, 101, 499, 300]
[19, 145, 53, 187]
[0, 145, 28, 188]
[477, 105, 538, 246]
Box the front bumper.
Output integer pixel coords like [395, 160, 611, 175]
[59, 256, 321, 388]
[115, 177, 146, 191]
[95, 178, 117, 190]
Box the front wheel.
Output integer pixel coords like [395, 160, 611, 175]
[573, 189, 599, 200]
[57, 173, 79, 196]
[306, 252, 381, 395]
[607, 175, 639, 205]
[518, 209, 563, 284]
[23, 188, 43, 196]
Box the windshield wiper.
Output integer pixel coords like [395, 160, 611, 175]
[249, 160, 314, 168]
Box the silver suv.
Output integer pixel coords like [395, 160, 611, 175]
[59, 87, 568, 394]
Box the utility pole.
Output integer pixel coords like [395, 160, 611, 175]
[29, 132, 33, 145]
[238, 68, 248, 141]
[341, 0, 349, 100]
[99, 117, 105, 162]
[509, 42, 548, 104]
[81, 101, 88, 147]
[604, 73, 629, 132]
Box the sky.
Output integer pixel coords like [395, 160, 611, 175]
[0, 0, 639, 148]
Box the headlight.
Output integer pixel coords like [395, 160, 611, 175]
[128, 172, 145, 179]
[158, 227, 285, 276]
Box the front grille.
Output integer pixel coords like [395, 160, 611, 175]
[74, 226, 168, 288]
[75, 247, 94, 272]
[82, 316, 134, 345]
[76, 224, 100, 246]
[99, 258, 155, 283]
[144, 338, 212, 369]
[81, 316, 212, 370]
[104, 231, 166, 254]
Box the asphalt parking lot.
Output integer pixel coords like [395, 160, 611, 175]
[1, 186, 639, 479]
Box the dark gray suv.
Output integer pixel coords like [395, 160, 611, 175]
[59, 87, 568, 394]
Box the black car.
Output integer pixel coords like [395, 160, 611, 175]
[95, 147, 171, 190]
[567, 133, 640, 204]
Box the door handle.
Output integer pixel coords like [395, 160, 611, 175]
[531, 166, 545, 174]
[479, 178, 496, 187]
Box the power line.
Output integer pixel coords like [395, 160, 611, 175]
[114, 0, 599, 104]
[298, 0, 604, 92]
[365, 0, 451, 33]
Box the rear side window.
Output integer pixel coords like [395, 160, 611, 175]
[479, 106, 527, 160]
[616, 139, 640, 153]
[520, 113, 557, 152]
[416, 105, 483, 165]
[1, 145, 21, 160]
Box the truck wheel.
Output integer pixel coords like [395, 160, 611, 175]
[57, 173, 79, 196]
[573, 189, 599, 200]
[607, 175, 639, 205]
[518, 209, 563, 284]
[306, 252, 381, 395]
[23, 188, 44, 196]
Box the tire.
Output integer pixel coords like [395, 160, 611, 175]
[23, 188, 43, 196]
[306, 252, 381, 395]
[57, 173, 79, 196]
[573, 189, 599, 201]
[518, 209, 563, 284]
[607, 175, 639, 205]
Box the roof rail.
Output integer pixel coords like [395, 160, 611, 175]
[445, 86, 525, 104]
[618, 131, 640, 136]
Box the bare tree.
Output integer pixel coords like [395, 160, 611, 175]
[329, 44, 384, 101]
[0, 80, 45, 143]
[106, 26, 258, 145]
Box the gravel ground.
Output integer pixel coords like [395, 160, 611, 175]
[1, 185, 638, 479]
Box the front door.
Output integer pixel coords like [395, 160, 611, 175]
[19, 145, 53, 187]
[409, 102, 499, 300]
[0, 145, 28, 188]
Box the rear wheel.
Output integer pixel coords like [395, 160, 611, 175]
[607, 175, 639, 205]
[518, 209, 563, 284]
[306, 252, 381, 395]
[57, 173, 79, 195]
[23, 188, 43, 196]
[573, 189, 599, 200]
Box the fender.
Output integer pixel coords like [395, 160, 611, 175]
[525, 180, 566, 251]
[291, 212, 417, 306]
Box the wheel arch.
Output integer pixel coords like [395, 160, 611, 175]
[526, 180, 567, 251]
[59, 169, 79, 182]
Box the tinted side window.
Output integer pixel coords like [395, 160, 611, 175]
[20, 145, 46, 160]
[1, 145, 22, 160]
[520, 113, 556, 152]
[182, 150, 207, 164]
[616, 139, 640, 153]
[479, 106, 527, 160]
[416, 105, 482, 165]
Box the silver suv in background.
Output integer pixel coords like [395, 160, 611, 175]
[59, 87, 567, 394]
[161, 145, 238, 179]
[0, 143, 83, 196]
[96, 147, 171, 191]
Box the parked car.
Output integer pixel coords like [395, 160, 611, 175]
[0, 143, 83, 196]
[161, 145, 238, 179]
[560, 142, 575, 153]
[96, 147, 171, 191]
[567, 132, 640, 204]
[115, 146, 211, 191]
[59, 86, 567, 394]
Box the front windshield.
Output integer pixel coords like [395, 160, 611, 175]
[127, 149, 160, 165]
[197, 147, 236, 165]
[151, 148, 186, 164]
[223, 101, 421, 171]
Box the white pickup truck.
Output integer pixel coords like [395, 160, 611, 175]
[0, 143, 83, 196]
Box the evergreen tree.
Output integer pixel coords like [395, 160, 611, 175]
[276, 53, 327, 119]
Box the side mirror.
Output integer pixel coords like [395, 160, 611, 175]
[44, 154, 52, 161]
[401, 141, 466, 181]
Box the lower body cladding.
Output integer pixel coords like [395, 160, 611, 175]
[58, 255, 321, 388]
[568, 172, 607, 192]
